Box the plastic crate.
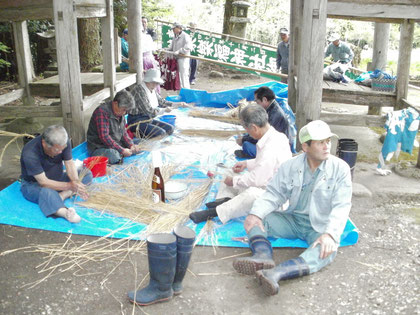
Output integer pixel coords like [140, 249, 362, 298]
[371, 78, 396, 92]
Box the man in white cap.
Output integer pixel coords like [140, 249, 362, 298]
[325, 33, 354, 65]
[276, 27, 290, 83]
[127, 69, 188, 139]
[167, 23, 193, 89]
[232, 120, 352, 296]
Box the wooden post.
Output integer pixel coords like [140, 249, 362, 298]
[53, 0, 85, 145]
[12, 21, 34, 105]
[288, 0, 303, 113]
[127, 0, 142, 83]
[101, 0, 116, 99]
[395, 19, 414, 111]
[114, 28, 121, 65]
[368, 22, 390, 115]
[295, 0, 327, 148]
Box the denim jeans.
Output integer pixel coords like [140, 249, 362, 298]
[20, 170, 93, 216]
[242, 141, 257, 158]
[248, 212, 337, 273]
[128, 115, 174, 139]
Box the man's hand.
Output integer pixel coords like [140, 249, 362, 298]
[122, 148, 132, 157]
[164, 107, 172, 113]
[236, 136, 243, 146]
[311, 233, 338, 259]
[173, 102, 190, 108]
[69, 180, 89, 200]
[224, 176, 233, 187]
[130, 144, 142, 154]
[232, 161, 246, 173]
[244, 214, 265, 234]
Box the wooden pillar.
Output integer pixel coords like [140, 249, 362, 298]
[114, 28, 122, 65]
[368, 22, 391, 115]
[395, 19, 414, 111]
[127, 0, 143, 83]
[295, 0, 327, 148]
[288, 0, 303, 113]
[12, 21, 34, 105]
[101, 0, 116, 99]
[53, 0, 85, 145]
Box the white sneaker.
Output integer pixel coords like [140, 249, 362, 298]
[191, 80, 196, 85]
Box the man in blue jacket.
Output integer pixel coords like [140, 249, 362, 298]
[235, 86, 291, 158]
[233, 120, 352, 296]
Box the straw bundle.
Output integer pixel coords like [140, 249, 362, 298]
[189, 110, 241, 125]
[179, 129, 244, 138]
[0, 130, 34, 167]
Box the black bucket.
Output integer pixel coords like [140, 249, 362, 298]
[337, 138, 358, 179]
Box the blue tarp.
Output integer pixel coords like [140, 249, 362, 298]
[0, 84, 359, 248]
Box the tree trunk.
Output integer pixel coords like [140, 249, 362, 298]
[77, 18, 102, 71]
[222, 0, 234, 36]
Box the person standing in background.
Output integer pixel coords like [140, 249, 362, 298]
[276, 27, 289, 84]
[189, 22, 198, 86]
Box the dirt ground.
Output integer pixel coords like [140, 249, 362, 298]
[0, 65, 419, 315]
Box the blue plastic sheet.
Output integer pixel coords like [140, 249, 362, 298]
[0, 85, 359, 248]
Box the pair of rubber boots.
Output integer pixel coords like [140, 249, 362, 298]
[233, 235, 310, 295]
[128, 226, 195, 306]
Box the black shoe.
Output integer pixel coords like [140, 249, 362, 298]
[205, 197, 231, 209]
[189, 208, 217, 224]
[234, 150, 252, 159]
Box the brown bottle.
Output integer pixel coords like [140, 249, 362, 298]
[152, 166, 165, 203]
[151, 151, 165, 203]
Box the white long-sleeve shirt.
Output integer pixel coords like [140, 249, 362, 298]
[233, 126, 292, 189]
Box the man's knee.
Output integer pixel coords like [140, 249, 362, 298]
[39, 187, 59, 200]
[81, 169, 93, 185]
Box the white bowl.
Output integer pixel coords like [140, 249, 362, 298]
[165, 180, 188, 200]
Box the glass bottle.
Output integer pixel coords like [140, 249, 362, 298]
[151, 151, 165, 203]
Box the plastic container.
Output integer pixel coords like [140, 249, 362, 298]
[159, 115, 176, 126]
[336, 138, 358, 180]
[83, 156, 108, 177]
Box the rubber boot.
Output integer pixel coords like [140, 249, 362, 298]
[172, 225, 196, 295]
[232, 235, 275, 275]
[205, 197, 231, 209]
[128, 233, 177, 306]
[256, 257, 310, 296]
[189, 208, 217, 224]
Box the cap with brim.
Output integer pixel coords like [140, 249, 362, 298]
[172, 23, 183, 29]
[280, 28, 289, 34]
[299, 120, 338, 144]
[143, 69, 164, 84]
[123, 28, 128, 35]
[328, 33, 340, 41]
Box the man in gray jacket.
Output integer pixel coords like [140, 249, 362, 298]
[233, 120, 352, 296]
[276, 27, 289, 84]
[168, 23, 193, 89]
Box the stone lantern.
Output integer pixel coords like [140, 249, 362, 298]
[230, 1, 251, 40]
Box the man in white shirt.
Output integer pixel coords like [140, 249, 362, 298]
[189, 105, 292, 224]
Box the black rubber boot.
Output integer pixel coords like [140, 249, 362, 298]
[256, 257, 310, 296]
[189, 208, 217, 224]
[172, 226, 196, 295]
[232, 235, 275, 275]
[128, 233, 177, 306]
[205, 197, 231, 209]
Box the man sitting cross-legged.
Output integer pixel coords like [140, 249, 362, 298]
[232, 120, 352, 296]
[189, 104, 292, 224]
[20, 125, 92, 223]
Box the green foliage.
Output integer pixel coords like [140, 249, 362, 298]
[113, 0, 173, 34]
[0, 41, 11, 68]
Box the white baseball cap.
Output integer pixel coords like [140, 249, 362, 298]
[328, 33, 340, 42]
[143, 69, 164, 84]
[299, 120, 337, 144]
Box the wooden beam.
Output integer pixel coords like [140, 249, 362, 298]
[12, 21, 34, 105]
[327, 2, 420, 21]
[53, 0, 85, 146]
[288, 0, 303, 113]
[127, 0, 143, 83]
[0, 106, 62, 118]
[322, 88, 396, 107]
[114, 73, 137, 92]
[396, 20, 414, 110]
[296, 0, 328, 130]
[75, 7, 106, 18]
[0, 88, 25, 106]
[320, 112, 386, 127]
[0, 5, 53, 22]
[82, 87, 111, 112]
[101, 0, 116, 99]
[327, 15, 405, 24]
